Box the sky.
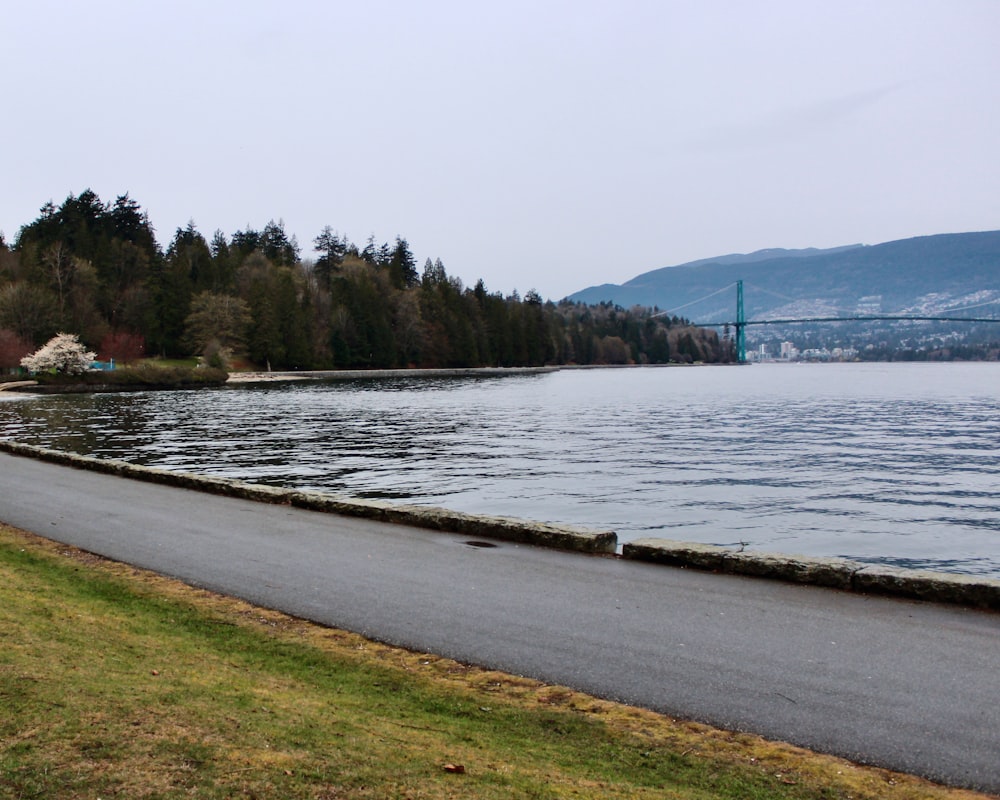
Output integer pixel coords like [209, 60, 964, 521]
[3, 0, 998, 300]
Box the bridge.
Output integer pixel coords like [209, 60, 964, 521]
[665, 280, 1000, 363]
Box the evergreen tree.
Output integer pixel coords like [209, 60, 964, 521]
[110, 194, 158, 253]
[230, 227, 261, 261]
[360, 234, 379, 265]
[167, 223, 216, 292]
[245, 276, 282, 367]
[208, 230, 236, 290]
[313, 226, 347, 285]
[260, 219, 299, 266]
[387, 236, 418, 289]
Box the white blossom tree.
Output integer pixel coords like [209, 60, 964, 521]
[20, 333, 96, 375]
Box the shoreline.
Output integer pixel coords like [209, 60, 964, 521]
[0, 380, 39, 392]
[2, 365, 566, 392]
[223, 363, 718, 384]
[224, 365, 561, 383]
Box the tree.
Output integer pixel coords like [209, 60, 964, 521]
[595, 335, 629, 364]
[647, 327, 671, 363]
[12, 189, 161, 347]
[674, 330, 701, 363]
[392, 288, 424, 366]
[183, 292, 251, 356]
[102, 238, 153, 327]
[360, 234, 379, 265]
[230, 227, 261, 259]
[260, 219, 299, 266]
[166, 223, 216, 292]
[110, 194, 157, 251]
[387, 236, 418, 288]
[313, 226, 347, 285]
[0, 236, 20, 283]
[421, 257, 447, 286]
[99, 330, 145, 364]
[328, 257, 396, 367]
[0, 282, 57, 344]
[15, 190, 106, 258]
[21, 333, 96, 374]
[242, 259, 283, 368]
[0, 329, 33, 373]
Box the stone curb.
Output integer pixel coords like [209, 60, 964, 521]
[623, 538, 1000, 611]
[0, 441, 617, 555]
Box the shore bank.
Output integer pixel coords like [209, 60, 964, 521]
[226, 366, 561, 382]
[224, 363, 720, 383]
[0, 380, 38, 392]
[2, 362, 710, 393]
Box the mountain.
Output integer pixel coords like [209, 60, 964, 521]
[566, 232, 1000, 327]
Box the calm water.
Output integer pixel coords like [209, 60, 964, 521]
[2, 363, 998, 576]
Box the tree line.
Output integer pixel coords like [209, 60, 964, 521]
[0, 190, 733, 372]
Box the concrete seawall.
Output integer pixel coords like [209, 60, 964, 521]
[0, 440, 615, 555]
[622, 538, 1000, 611]
[2, 439, 998, 610]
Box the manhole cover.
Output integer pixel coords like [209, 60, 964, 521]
[464, 540, 498, 548]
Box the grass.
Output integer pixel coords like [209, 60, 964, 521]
[32, 363, 228, 390]
[138, 357, 201, 369]
[0, 523, 992, 800]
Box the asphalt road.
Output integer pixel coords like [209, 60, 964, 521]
[2, 451, 998, 793]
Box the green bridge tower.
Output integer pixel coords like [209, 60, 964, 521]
[735, 280, 747, 364]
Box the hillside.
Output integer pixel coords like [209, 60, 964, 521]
[568, 231, 1000, 322]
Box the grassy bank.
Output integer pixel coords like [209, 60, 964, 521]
[0, 524, 989, 800]
[26, 364, 228, 393]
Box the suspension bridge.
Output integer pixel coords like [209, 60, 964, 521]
[660, 280, 1000, 363]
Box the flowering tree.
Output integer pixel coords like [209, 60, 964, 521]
[20, 333, 96, 375]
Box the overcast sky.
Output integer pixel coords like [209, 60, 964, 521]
[3, 1, 998, 300]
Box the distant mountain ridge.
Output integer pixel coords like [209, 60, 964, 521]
[567, 232, 1000, 326]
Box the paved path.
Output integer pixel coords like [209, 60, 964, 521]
[2, 451, 998, 793]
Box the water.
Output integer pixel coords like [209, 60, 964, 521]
[2, 362, 998, 576]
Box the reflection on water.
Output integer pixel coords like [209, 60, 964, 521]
[2, 363, 999, 576]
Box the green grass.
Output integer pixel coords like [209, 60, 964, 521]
[32, 363, 227, 389]
[0, 524, 987, 800]
[138, 357, 201, 369]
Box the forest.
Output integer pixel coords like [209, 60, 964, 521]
[0, 190, 732, 372]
